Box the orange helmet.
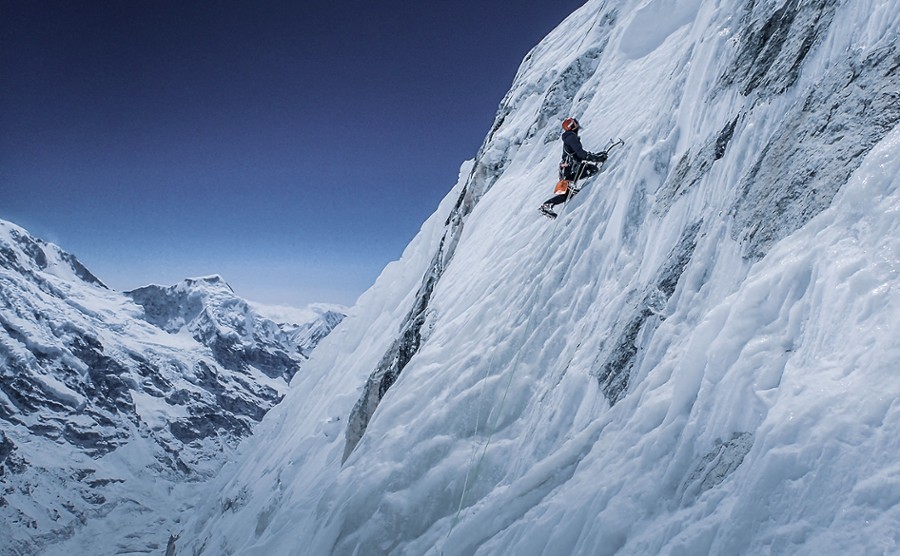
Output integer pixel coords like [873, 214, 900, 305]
[562, 117, 579, 131]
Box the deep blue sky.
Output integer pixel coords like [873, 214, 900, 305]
[1, 0, 585, 307]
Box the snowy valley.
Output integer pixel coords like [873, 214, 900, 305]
[0, 220, 344, 554]
[4, 0, 900, 554]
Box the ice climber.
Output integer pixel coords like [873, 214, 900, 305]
[539, 117, 608, 219]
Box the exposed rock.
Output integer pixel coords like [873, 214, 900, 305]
[682, 432, 755, 501]
[732, 44, 900, 258]
[721, 0, 838, 98]
[655, 117, 739, 214]
[594, 222, 702, 404]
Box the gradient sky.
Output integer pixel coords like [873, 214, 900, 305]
[1, 0, 586, 307]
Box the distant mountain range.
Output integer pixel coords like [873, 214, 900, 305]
[0, 218, 345, 554]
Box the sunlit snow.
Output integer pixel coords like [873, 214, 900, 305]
[9, 0, 899, 554]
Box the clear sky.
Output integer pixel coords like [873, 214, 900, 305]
[1, 0, 586, 307]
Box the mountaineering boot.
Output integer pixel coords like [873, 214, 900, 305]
[539, 203, 557, 219]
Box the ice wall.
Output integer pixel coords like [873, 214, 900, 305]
[181, 0, 900, 554]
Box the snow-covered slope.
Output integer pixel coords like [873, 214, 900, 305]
[0, 219, 345, 555]
[182, 0, 900, 554]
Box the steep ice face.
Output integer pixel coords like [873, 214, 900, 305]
[0, 221, 345, 555]
[182, 0, 899, 554]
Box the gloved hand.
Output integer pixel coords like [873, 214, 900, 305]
[592, 151, 608, 163]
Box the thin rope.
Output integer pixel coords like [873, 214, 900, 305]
[440, 140, 618, 555]
[440, 179, 570, 554]
[575, 3, 604, 54]
[449, 350, 494, 525]
[440, 139, 623, 554]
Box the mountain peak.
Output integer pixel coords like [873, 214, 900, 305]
[0, 218, 106, 289]
[184, 274, 232, 290]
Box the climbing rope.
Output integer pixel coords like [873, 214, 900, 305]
[441, 138, 625, 553]
[576, 3, 605, 53]
[441, 177, 572, 553]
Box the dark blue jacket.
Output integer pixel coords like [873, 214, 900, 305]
[562, 130, 591, 161]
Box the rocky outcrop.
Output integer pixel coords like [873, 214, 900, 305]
[593, 221, 702, 404]
[731, 43, 900, 258]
